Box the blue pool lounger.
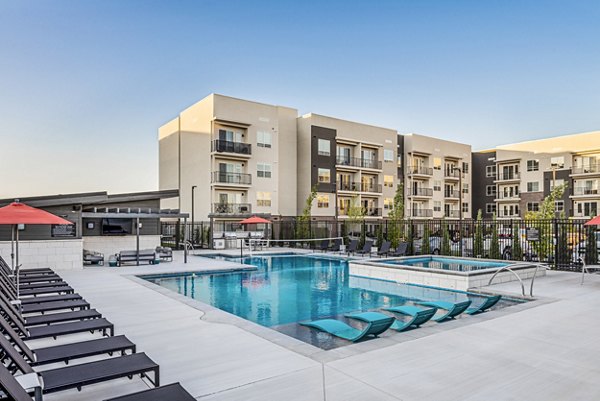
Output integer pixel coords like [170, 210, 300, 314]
[465, 295, 502, 315]
[380, 305, 438, 331]
[300, 312, 394, 342]
[417, 300, 472, 322]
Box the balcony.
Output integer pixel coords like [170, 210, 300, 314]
[336, 156, 382, 170]
[365, 208, 382, 217]
[445, 209, 461, 218]
[411, 187, 433, 197]
[573, 187, 600, 196]
[337, 182, 361, 192]
[211, 171, 252, 185]
[361, 183, 382, 193]
[495, 192, 520, 201]
[444, 169, 461, 179]
[571, 164, 600, 175]
[444, 190, 460, 199]
[412, 209, 433, 218]
[212, 203, 251, 214]
[495, 172, 520, 182]
[409, 166, 433, 176]
[211, 140, 252, 156]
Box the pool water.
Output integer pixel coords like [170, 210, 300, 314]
[143, 255, 520, 349]
[381, 257, 509, 272]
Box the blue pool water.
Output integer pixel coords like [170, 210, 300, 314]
[381, 257, 509, 272]
[142, 255, 520, 349]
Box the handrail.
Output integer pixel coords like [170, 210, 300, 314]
[487, 266, 526, 296]
[487, 262, 549, 297]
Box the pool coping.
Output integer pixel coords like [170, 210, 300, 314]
[123, 263, 557, 364]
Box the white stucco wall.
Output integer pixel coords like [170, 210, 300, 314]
[83, 235, 161, 259]
[0, 239, 83, 271]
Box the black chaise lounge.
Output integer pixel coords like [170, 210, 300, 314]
[0, 363, 39, 401]
[0, 335, 160, 396]
[346, 239, 359, 255]
[104, 382, 196, 401]
[355, 241, 374, 256]
[389, 242, 409, 257]
[328, 238, 342, 252]
[377, 241, 391, 257]
[0, 272, 74, 297]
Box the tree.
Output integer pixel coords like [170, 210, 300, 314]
[489, 213, 501, 259]
[375, 224, 384, 248]
[474, 209, 484, 257]
[441, 218, 451, 255]
[556, 223, 570, 267]
[347, 196, 366, 248]
[422, 223, 431, 254]
[586, 226, 598, 265]
[511, 222, 522, 261]
[296, 185, 317, 240]
[387, 182, 405, 247]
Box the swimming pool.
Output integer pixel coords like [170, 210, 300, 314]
[380, 256, 509, 272]
[142, 254, 521, 349]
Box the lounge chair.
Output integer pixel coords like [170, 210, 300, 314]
[319, 239, 330, 252]
[156, 246, 173, 262]
[18, 285, 75, 296]
[15, 275, 63, 284]
[346, 239, 359, 255]
[377, 241, 391, 257]
[465, 295, 501, 315]
[0, 335, 160, 395]
[103, 382, 196, 401]
[382, 305, 438, 331]
[21, 299, 90, 314]
[83, 250, 105, 265]
[300, 312, 394, 342]
[389, 242, 409, 257]
[0, 316, 134, 365]
[417, 300, 473, 322]
[355, 241, 373, 256]
[328, 238, 342, 252]
[0, 362, 40, 401]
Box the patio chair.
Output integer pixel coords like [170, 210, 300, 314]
[103, 382, 196, 401]
[83, 249, 105, 265]
[389, 242, 409, 257]
[355, 241, 374, 256]
[416, 300, 473, 322]
[0, 272, 74, 297]
[21, 298, 90, 314]
[328, 238, 342, 252]
[346, 239, 359, 255]
[300, 312, 394, 342]
[319, 239, 330, 252]
[0, 363, 40, 401]
[156, 246, 173, 262]
[465, 295, 502, 315]
[381, 305, 438, 331]
[0, 316, 134, 365]
[377, 241, 391, 257]
[0, 335, 160, 396]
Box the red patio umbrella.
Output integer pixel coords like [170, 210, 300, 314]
[584, 215, 600, 226]
[239, 216, 271, 225]
[0, 201, 72, 298]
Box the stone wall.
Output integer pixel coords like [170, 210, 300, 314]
[0, 239, 83, 270]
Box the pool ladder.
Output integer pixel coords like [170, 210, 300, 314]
[487, 262, 550, 297]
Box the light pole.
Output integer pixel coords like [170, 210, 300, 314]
[191, 185, 197, 244]
[455, 166, 463, 256]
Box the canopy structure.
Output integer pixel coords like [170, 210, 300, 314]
[0, 201, 73, 298]
[584, 215, 600, 226]
[239, 216, 271, 225]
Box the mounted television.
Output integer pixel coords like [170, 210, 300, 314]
[102, 218, 132, 235]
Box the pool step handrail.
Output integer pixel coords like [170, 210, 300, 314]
[487, 262, 550, 297]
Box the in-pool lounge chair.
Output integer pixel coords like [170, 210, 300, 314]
[104, 382, 196, 401]
[417, 300, 472, 322]
[355, 241, 373, 256]
[300, 312, 394, 342]
[377, 241, 391, 257]
[389, 242, 409, 257]
[381, 305, 438, 331]
[346, 239, 359, 255]
[465, 295, 502, 315]
[0, 335, 160, 396]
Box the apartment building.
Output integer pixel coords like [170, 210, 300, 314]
[402, 134, 472, 220]
[158, 94, 298, 224]
[472, 131, 600, 219]
[296, 114, 398, 220]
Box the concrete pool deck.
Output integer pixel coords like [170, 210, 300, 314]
[31, 250, 600, 400]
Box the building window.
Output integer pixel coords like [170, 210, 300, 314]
[486, 165, 497, 178]
[486, 185, 497, 197]
[384, 198, 393, 209]
[257, 163, 272, 178]
[462, 202, 469, 213]
[317, 194, 329, 208]
[383, 175, 394, 188]
[384, 149, 394, 162]
[257, 131, 272, 148]
[527, 202, 540, 212]
[317, 139, 331, 156]
[318, 168, 330, 183]
[433, 201, 441, 212]
[433, 158, 442, 170]
[555, 200, 564, 212]
[462, 162, 469, 174]
[433, 181, 441, 191]
[486, 203, 497, 214]
[527, 182, 540, 192]
[257, 192, 271, 207]
[218, 129, 242, 143]
[462, 183, 469, 194]
[527, 160, 539, 172]
[550, 156, 565, 169]
[397, 154, 402, 166]
[550, 179, 565, 191]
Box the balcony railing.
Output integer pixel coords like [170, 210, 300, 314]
[211, 140, 252, 155]
[361, 183, 382, 193]
[410, 166, 433, 176]
[496, 192, 520, 199]
[496, 172, 520, 181]
[572, 164, 600, 175]
[336, 156, 382, 170]
[444, 190, 460, 199]
[337, 182, 361, 192]
[444, 169, 461, 178]
[212, 203, 251, 214]
[211, 171, 252, 185]
[411, 187, 433, 197]
[445, 210, 461, 218]
[412, 209, 433, 217]
[573, 187, 600, 196]
[365, 208, 382, 217]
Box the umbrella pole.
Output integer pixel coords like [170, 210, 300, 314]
[15, 228, 20, 300]
[10, 225, 15, 271]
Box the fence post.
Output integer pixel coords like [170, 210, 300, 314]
[553, 219, 558, 269]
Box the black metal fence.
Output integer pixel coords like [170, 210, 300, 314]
[161, 218, 598, 270]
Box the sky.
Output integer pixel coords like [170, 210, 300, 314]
[1, 0, 599, 198]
